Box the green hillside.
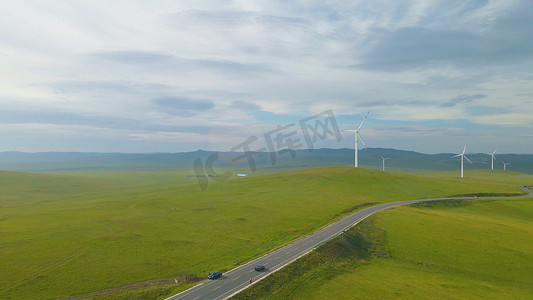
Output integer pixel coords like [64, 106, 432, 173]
[0, 167, 531, 299]
[235, 197, 533, 299]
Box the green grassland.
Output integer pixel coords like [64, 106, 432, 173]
[235, 197, 533, 299]
[0, 167, 531, 299]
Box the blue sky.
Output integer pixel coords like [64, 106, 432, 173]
[0, 0, 532, 154]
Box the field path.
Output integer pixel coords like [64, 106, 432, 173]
[60, 277, 180, 300]
[2, 246, 88, 295]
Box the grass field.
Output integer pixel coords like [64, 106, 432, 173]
[1, 167, 531, 299]
[234, 197, 533, 299]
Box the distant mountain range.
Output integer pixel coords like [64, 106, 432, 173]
[1, 148, 532, 174]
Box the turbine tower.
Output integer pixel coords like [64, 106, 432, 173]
[342, 112, 369, 168]
[502, 161, 510, 171]
[489, 150, 496, 170]
[380, 155, 389, 172]
[452, 145, 472, 178]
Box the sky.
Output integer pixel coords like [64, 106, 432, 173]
[1, 0, 532, 154]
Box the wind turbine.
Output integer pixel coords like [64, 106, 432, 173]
[380, 155, 389, 172]
[502, 161, 510, 171]
[452, 145, 472, 178]
[341, 112, 369, 168]
[489, 150, 496, 170]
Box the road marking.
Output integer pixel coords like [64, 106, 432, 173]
[213, 286, 221, 291]
[232, 276, 241, 281]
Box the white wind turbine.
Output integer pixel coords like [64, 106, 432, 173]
[489, 150, 496, 170]
[380, 155, 389, 172]
[502, 161, 510, 171]
[342, 112, 369, 168]
[452, 145, 472, 178]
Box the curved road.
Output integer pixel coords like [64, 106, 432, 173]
[166, 186, 532, 300]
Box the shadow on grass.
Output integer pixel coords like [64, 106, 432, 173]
[449, 192, 524, 197]
[62, 275, 200, 300]
[332, 202, 382, 219]
[411, 199, 474, 209]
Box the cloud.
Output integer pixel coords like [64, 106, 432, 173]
[228, 100, 261, 111]
[153, 97, 215, 115]
[166, 9, 324, 58]
[358, 99, 428, 107]
[472, 113, 533, 126]
[420, 74, 494, 89]
[192, 59, 274, 75]
[465, 106, 508, 116]
[0, 104, 218, 135]
[88, 50, 274, 77]
[354, 2, 533, 71]
[440, 94, 486, 107]
[89, 51, 174, 65]
[49, 80, 176, 95]
[355, 27, 495, 71]
[1, 1, 533, 153]
[169, 9, 307, 29]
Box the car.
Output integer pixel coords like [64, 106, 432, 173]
[208, 272, 222, 279]
[254, 264, 265, 271]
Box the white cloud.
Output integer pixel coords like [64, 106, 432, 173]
[473, 113, 533, 126]
[0, 0, 532, 153]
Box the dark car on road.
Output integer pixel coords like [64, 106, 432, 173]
[254, 264, 265, 271]
[208, 272, 222, 279]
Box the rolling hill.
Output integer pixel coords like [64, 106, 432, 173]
[1, 167, 532, 299]
[0, 148, 532, 174]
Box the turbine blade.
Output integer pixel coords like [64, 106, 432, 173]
[380, 155, 384, 159]
[355, 111, 370, 131]
[462, 145, 467, 155]
[451, 154, 461, 158]
[464, 155, 473, 164]
[358, 133, 367, 149]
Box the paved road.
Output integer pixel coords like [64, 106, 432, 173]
[166, 186, 532, 300]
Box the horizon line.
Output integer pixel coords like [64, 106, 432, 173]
[0, 148, 531, 156]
